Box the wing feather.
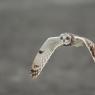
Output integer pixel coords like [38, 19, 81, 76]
[74, 35, 95, 62]
[31, 37, 63, 79]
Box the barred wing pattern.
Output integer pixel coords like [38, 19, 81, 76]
[74, 35, 95, 62]
[31, 37, 63, 79]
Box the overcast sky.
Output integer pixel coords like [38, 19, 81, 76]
[0, 0, 95, 10]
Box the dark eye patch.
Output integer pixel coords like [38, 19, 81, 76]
[66, 37, 70, 40]
[60, 36, 63, 40]
[39, 50, 44, 54]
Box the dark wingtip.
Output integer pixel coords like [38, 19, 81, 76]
[31, 69, 39, 79]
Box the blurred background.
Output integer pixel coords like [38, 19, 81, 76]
[0, 0, 95, 95]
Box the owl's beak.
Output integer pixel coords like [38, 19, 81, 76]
[63, 43, 72, 46]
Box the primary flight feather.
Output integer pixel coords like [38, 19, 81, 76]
[31, 33, 95, 79]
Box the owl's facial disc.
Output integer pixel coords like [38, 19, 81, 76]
[60, 33, 72, 46]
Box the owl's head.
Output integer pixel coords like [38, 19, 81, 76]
[59, 33, 73, 46]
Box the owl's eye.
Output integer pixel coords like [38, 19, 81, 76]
[66, 36, 70, 40]
[60, 36, 63, 40]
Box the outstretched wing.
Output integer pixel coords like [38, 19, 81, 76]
[31, 37, 63, 79]
[73, 35, 95, 62]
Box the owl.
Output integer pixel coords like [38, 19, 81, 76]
[31, 33, 95, 79]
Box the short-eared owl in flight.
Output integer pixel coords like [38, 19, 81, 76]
[31, 33, 95, 79]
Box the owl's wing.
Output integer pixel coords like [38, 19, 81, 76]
[31, 37, 63, 79]
[73, 35, 95, 62]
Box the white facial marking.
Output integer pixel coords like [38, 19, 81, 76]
[59, 33, 72, 46]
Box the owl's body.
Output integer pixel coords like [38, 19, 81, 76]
[31, 33, 95, 79]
